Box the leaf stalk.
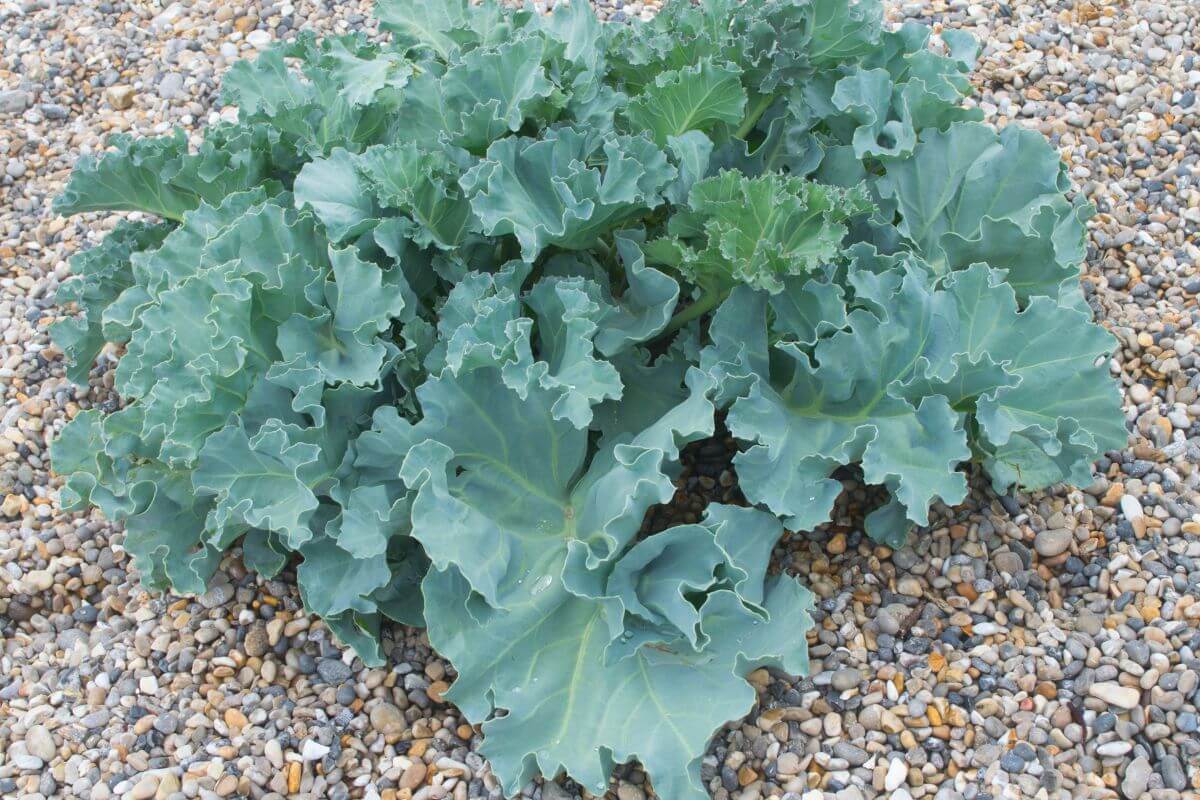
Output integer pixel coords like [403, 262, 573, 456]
[735, 93, 777, 140]
[660, 285, 726, 336]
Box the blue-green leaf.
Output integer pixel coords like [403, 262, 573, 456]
[462, 127, 675, 260]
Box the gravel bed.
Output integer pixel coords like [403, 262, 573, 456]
[1, 0, 1198, 799]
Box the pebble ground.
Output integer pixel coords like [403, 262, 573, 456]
[1, 0, 1198, 799]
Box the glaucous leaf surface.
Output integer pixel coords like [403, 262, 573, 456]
[356, 352, 812, 799]
[461, 126, 676, 260]
[52, 0, 1123, 795]
[709, 256, 1122, 546]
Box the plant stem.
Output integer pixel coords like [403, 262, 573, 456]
[593, 236, 627, 288]
[593, 237, 612, 261]
[660, 286, 726, 337]
[735, 93, 776, 140]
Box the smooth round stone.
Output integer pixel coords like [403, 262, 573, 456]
[1088, 682, 1140, 709]
[1034, 528, 1073, 557]
[1097, 741, 1133, 757]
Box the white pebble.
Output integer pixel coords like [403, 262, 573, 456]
[18, 568, 53, 593]
[265, 739, 284, 769]
[885, 758, 907, 791]
[25, 724, 55, 761]
[1120, 494, 1144, 520]
[1097, 741, 1133, 757]
[246, 30, 272, 50]
[302, 740, 330, 761]
[1089, 682, 1140, 710]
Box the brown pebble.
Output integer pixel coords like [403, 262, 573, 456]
[286, 762, 301, 794]
[244, 622, 269, 658]
[224, 708, 248, 734]
[400, 762, 427, 790]
[1028, 681, 1055, 701]
[233, 14, 258, 32]
[427, 680, 449, 703]
[105, 85, 134, 110]
[369, 702, 406, 737]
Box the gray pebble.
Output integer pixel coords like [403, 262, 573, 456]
[317, 658, 352, 684]
[830, 668, 860, 691]
[1122, 757, 1152, 799]
[832, 742, 869, 766]
[0, 89, 28, 113]
[158, 73, 186, 100]
[1160, 754, 1187, 790]
[1000, 751, 1025, 773]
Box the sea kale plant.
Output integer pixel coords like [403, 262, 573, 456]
[50, 0, 1124, 794]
